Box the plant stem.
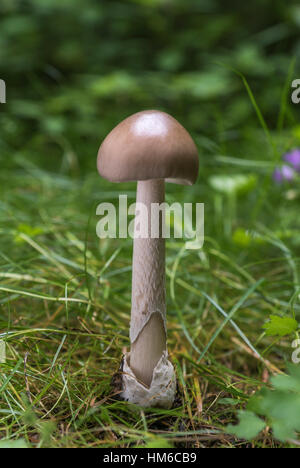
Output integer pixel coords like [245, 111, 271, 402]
[130, 179, 166, 387]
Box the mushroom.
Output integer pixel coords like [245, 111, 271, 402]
[97, 110, 199, 408]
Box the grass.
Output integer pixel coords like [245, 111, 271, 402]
[0, 88, 300, 447]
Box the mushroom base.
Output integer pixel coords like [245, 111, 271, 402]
[120, 351, 176, 408]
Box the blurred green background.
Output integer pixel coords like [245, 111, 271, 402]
[1, 0, 300, 448]
[1, 0, 300, 307]
[1, 0, 300, 173]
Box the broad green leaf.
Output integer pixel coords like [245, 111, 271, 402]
[174, 70, 232, 99]
[233, 228, 265, 247]
[271, 374, 300, 392]
[142, 438, 173, 448]
[227, 411, 266, 440]
[14, 224, 44, 244]
[272, 421, 296, 442]
[0, 439, 28, 448]
[209, 174, 257, 195]
[246, 365, 300, 442]
[263, 315, 298, 336]
[217, 398, 240, 406]
[232, 228, 252, 247]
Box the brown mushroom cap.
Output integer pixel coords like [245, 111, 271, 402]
[97, 110, 199, 185]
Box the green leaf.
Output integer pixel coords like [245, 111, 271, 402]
[272, 421, 296, 442]
[227, 411, 266, 440]
[0, 438, 28, 448]
[14, 224, 44, 244]
[142, 438, 173, 448]
[246, 365, 300, 442]
[271, 374, 300, 392]
[232, 228, 265, 247]
[217, 398, 240, 406]
[174, 70, 232, 99]
[263, 315, 298, 337]
[208, 174, 257, 195]
[232, 228, 252, 247]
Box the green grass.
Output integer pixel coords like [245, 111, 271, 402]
[0, 116, 299, 448]
[1, 0, 300, 449]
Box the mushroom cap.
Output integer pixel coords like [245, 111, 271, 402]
[97, 110, 199, 185]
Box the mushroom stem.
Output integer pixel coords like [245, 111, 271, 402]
[130, 179, 166, 387]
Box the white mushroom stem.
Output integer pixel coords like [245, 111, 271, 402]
[129, 179, 167, 387]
